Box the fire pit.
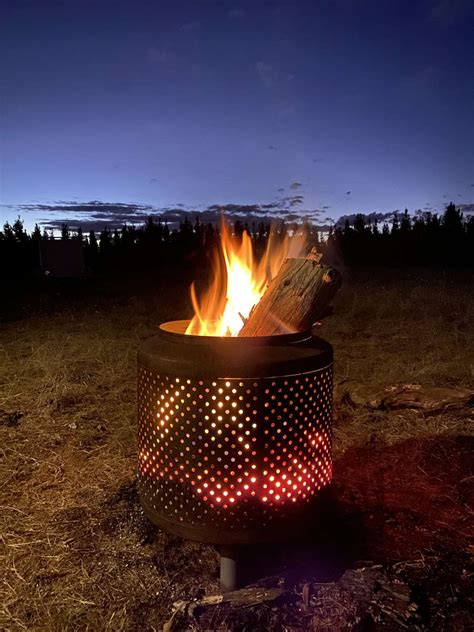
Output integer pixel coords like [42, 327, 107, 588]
[137, 319, 333, 587]
[137, 219, 340, 590]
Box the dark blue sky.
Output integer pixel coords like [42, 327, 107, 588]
[1, 0, 473, 230]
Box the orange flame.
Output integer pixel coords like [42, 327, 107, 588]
[186, 218, 308, 336]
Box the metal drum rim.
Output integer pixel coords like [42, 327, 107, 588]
[159, 319, 312, 347]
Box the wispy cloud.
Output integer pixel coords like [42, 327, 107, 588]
[289, 196, 304, 206]
[11, 193, 338, 232]
[335, 211, 396, 228]
[17, 200, 154, 226]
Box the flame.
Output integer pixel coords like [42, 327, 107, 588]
[186, 218, 308, 336]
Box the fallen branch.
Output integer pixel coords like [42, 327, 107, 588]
[341, 384, 473, 415]
[163, 587, 284, 631]
[377, 384, 473, 413]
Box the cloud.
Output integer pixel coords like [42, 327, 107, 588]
[18, 200, 154, 226]
[335, 211, 397, 228]
[15, 197, 473, 235]
[30, 191, 473, 232]
[290, 182, 302, 190]
[284, 213, 302, 222]
[13, 197, 337, 233]
[289, 195, 304, 206]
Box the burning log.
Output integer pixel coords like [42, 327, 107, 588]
[239, 249, 342, 336]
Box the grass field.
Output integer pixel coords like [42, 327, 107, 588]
[1, 268, 473, 631]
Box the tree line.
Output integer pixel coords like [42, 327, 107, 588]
[0, 203, 472, 280]
[328, 204, 473, 266]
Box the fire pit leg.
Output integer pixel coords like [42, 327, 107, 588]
[219, 545, 238, 592]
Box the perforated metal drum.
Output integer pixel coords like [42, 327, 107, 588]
[137, 320, 333, 545]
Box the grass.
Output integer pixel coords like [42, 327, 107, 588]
[0, 268, 473, 630]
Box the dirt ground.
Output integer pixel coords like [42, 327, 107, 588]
[1, 268, 473, 631]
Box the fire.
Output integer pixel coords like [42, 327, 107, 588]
[186, 218, 308, 336]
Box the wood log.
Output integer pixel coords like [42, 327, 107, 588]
[376, 384, 474, 414]
[341, 385, 474, 415]
[163, 587, 285, 631]
[239, 252, 342, 336]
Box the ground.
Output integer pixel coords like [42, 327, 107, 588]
[1, 268, 473, 631]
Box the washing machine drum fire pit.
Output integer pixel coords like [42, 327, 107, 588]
[137, 320, 333, 546]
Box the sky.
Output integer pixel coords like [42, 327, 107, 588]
[1, 0, 474, 231]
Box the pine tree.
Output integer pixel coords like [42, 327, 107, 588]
[32, 224, 42, 242]
[13, 217, 28, 242]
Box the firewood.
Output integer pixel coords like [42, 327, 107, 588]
[376, 384, 474, 414]
[239, 250, 342, 336]
[341, 384, 474, 415]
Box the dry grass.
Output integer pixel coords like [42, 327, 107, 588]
[325, 268, 474, 453]
[0, 268, 473, 631]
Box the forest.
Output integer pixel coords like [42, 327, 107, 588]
[1, 203, 473, 281]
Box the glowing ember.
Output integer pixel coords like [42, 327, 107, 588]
[186, 218, 308, 336]
[138, 371, 333, 510]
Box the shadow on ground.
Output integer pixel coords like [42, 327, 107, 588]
[95, 434, 473, 630]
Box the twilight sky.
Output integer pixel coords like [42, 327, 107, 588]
[1, 0, 473, 231]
